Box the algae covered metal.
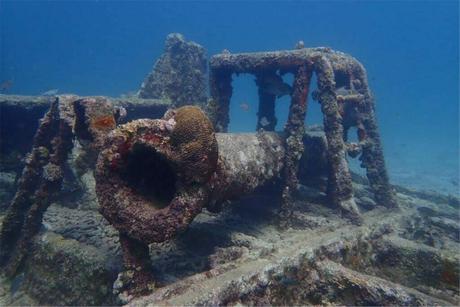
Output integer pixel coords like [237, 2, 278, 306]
[209, 47, 397, 224]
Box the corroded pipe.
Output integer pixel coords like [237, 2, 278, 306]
[95, 106, 286, 245]
[95, 106, 287, 296]
[95, 106, 329, 296]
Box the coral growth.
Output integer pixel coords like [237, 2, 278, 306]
[170, 106, 218, 184]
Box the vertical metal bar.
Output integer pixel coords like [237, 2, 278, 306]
[351, 63, 398, 208]
[209, 68, 233, 132]
[280, 63, 312, 226]
[314, 56, 361, 223]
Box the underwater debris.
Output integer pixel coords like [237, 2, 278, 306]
[0, 95, 118, 277]
[95, 105, 371, 296]
[209, 46, 397, 225]
[138, 33, 208, 108]
[0, 95, 76, 276]
[280, 62, 314, 226]
[95, 106, 217, 296]
[254, 72, 279, 131]
[1, 35, 453, 306]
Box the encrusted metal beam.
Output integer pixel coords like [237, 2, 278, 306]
[280, 63, 313, 226]
[313, 55, 361, 222]
[208, 47, 396, 221]
[210, 47, 330, 73]
[95, 106, 335, 296]
[209, 69, 233, 133]
[326, 52, 398, 208]
[0, 96, 76, 274]
[0, 96, 118, 276]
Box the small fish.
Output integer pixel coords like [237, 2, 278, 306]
[114, 106, 128, 123]
[260, 74, 292, 98]
[259, 116, 270, 127]
[41, 89, 59, 96]
[295, 40, 305, 49]
[239, 103, 250, 112]
[0, 79, 13, 92]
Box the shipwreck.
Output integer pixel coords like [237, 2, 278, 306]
[0, 33, 458, 306]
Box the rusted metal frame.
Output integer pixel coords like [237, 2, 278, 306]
[324, 52, 397, 208]
[117, 234, 155, 298]
[0, 101, 59, 268]
[348, 61, 398, 208]
[0, 96, 76, 274]
[209, 50, 362, 221]
[0, 96, 118, 277]
[209, 49, 322, 132]
[209, 47, 331, 72]
[209, 68, 233, 132]
[279, 63, 313, 226]
[313, 55, 361, 223]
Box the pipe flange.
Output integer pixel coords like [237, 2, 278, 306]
[95, 106, 218, 243]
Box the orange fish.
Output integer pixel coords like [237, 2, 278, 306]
[239, 103, 250, 112]
[0, 79, 13, 92]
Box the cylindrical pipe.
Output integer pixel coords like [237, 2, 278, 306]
[96, 106, 218, 244]
[207, 132, 285, 212]
[94, 106, 326, 296]
[96, 107, 288, 244]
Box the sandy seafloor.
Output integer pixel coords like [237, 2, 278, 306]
[386, 153, 458, 196]
[348, 150, 459, 197]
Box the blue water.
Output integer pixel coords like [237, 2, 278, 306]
[1, 1, 458, 194]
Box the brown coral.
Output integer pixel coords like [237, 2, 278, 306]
[170, 106, 218, 184]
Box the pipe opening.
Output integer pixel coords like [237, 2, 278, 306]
[121, 143, 177, 208]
